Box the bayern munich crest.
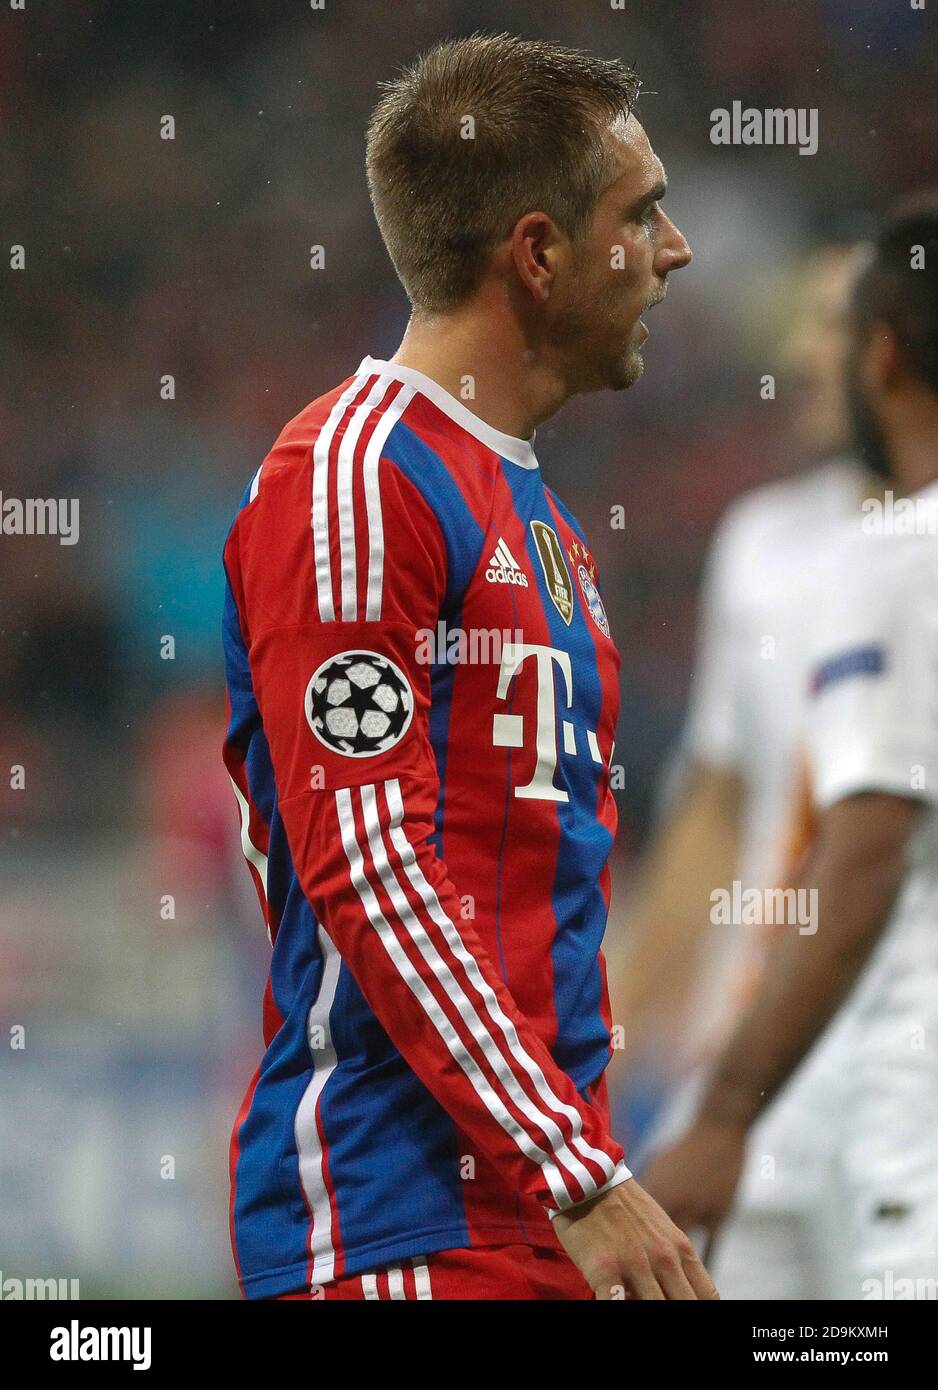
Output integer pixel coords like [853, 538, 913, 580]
[305, 650, 414, 757]
[577, 563, 610, 637]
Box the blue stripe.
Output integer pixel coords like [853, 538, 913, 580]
[317, 963, 469, 1266]
[381, 419, 486, 612]
[232, 883, 323, 1286]
[223, 539, 324, 1286]
[381, 418, 486, 857]
[812, 643, 885, 695]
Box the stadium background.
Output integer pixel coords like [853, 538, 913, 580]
[2, 0, 935, 1296]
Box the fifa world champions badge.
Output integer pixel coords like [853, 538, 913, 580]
[530, 520, 574, 624]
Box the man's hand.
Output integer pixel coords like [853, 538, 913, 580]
[553, 1176, 719, 1300]
[641, 1117, 747, 1241]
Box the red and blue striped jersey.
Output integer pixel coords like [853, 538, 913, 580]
[223, 356, 629, 1298]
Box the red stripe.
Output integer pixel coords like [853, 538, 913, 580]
[351, 376, 405, 613]
[261, 974, 285, 1050]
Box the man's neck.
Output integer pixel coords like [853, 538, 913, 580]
[884, 391, 938, 496]
[391, 302, 571, 441]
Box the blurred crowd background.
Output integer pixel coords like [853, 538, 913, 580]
[2, 0, 936, 1296]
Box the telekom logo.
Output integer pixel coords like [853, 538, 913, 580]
[492, 643, 603, 801]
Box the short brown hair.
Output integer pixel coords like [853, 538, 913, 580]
[365, 33, 640, 313]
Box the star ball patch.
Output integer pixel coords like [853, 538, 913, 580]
[305, 650, 414, 757]
[577, 564, 610, 637]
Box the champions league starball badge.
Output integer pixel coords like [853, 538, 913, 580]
[305, 650, 414, 757]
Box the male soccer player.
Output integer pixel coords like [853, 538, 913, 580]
[644, 203, 938, 1298]
[615, 243, 873, 1298]
[222, 34, 711, 1300]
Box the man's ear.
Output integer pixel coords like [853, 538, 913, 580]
[508, 211, 564, 304]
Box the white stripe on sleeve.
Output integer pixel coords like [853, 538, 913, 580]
[334, 786, 573, 1208]
[312, 375, 368, 622]
[359, 782, 604, 1198]
[382, 778, 618, 1187]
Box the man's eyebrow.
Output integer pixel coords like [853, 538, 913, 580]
[635, 177, 668, 209]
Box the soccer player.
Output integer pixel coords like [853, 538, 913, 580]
[221, 34, 711, 1301]
[643, 202, 938, 1298]
[614, 243, 873, 1298]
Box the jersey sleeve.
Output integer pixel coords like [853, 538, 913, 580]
[683, 507, 747, 770]
[225, 446, 629, 1214]
[805, 542, 938, 811]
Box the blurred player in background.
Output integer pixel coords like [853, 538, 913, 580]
[644, 201, 938, 1299]
[611, 240, 874, 1298]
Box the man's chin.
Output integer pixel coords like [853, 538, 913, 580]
[609, 347, 645, 391]
[574, 341, 645, 394]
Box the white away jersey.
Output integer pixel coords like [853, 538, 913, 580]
[686, 456, 868, 887]
[677, 458, 867, 1061]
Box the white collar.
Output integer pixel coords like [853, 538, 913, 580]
[358, 356, 538, 470]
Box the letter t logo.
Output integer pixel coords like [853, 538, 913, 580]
[492, 643, 573, 801]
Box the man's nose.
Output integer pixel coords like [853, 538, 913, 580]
[657, 216, 692, 274]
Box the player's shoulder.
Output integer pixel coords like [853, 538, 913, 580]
[543, 484, 586, 541]
[235, 356, 506, 536]
[827, 481, 938, 582]
[225, 358, 493, 622]
[716, 457, 866, 557]
[225, 372, 352, 538]
[811, 491, 938, 654]
[259, 373, 361, 497]
[229, 361, 417, 548]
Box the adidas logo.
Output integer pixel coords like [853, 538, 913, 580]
[485, 538, 529, 587]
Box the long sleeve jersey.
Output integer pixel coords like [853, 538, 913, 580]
[223, 356, 629, 1298]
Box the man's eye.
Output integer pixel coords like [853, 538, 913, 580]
[641, 203, 659, 225]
